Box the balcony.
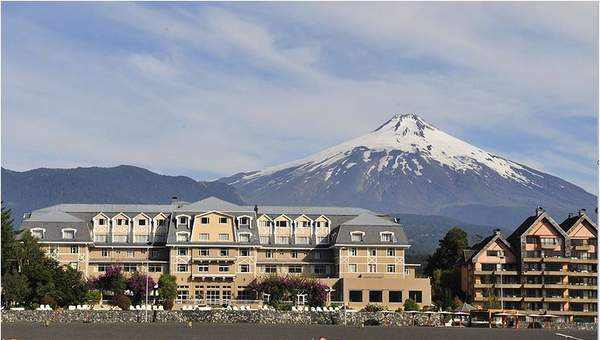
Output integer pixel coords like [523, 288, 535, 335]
[523, 257, 543, 262]
[544, 297, 567, 303]
[495, 283, 522, 289]
[569, 297, 597, 304]
[570, 257, 597, 264]
[523, 296, 543, 302]
[191, 273, 236, 280]
[543, 257, 569, 263]
[543, 270, 568, 276]
[544, 283, 568, 289]
[474, 283, 493, 289]
[474, 270, 494, 275]
[523, 283, 543, 289]
[568, 284, 597, 290]
[574, 244, 592, 251]
[191, 256, 237, 262]
[523, 270, 543, 275]
[569, 271, 597, 277]
[493, 270, 518, 276]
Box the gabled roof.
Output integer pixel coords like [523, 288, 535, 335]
[507, 210, 568, 246]
[341, 213, 398, 226]
[178, 197, 245, 212]
[559, 213, 598, 233]
[465, 231, 513, 263]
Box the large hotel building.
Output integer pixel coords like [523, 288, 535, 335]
[460, 208, 597, 322]
[19, 197, 431, 309]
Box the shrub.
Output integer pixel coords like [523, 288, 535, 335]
[97, 266, 126, 295]
[85, 290, 102, 305]
[403, 298, 420, 311]
[162, 299, 174, 311]
[40, 294, 58, 309]
[361, 304, 384, 312]
[272, 301, 293, 311]
[248, 275, 328, 307]
[112, 293, 131, 311]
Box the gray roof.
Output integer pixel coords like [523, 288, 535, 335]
[176, 197, 247, 212]
[19, 221, 92, 243]
[36, 203, 172, 213]
[332, 214, 409, 246]
[26, 210, 84, 223]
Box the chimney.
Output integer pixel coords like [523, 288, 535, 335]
[254, 205, 259, 215]
[494, 229, 502, 236]
[579, 209, 587, 216]
[171, 196, 178, 204]
[535, 206, 544, 216]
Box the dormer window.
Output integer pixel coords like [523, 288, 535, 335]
[380, 232, 393, 242]
[239, 233, 251, 242]
[62, 229, 76, 240]
[302, 221, 311, 228]
[157, 219, 165, 226]
[239, 217, 250, 226]
[177, 216, 189, 227]
[31, 228, 45, 239]
[350, 232, 364, 242]
[275, 220, 288, 227]
[98, 219, 105, 226]
[176, 232, 190, 242]
[138, 219, 146, 226]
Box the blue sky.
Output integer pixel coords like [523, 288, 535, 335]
[2, 2, 598, 194]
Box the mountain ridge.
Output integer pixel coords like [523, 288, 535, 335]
[220, 114, 596, 226]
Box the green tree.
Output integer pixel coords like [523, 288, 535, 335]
[157, 274, 177, 301]
[425, 228, 468, 310]
[1, 272, 31, 306]
[1, 205, 18, 276]
[53, 266, 87, 307]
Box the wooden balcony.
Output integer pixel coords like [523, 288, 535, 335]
[569, 297, 597, 304]
[523, 283, 543, 289]
[543, 257, 569, 263]
[474, 283, 493, 289]
[574, 244, 591, 251]
[495, 283, 522, 289]
[523, 270, 543, 275]
[544, 284, 569, 289]
[544, 297, 568, 303]
[523, 297, 543, 302]
[569, 271, 597, 277]
[523, 257, 542, 262]
[568, 284, 597, 290]
[543, 270, 568, 276]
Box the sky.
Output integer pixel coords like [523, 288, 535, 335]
[1, 2, 598, 194]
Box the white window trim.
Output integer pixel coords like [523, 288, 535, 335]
[61, 228, 77, 240]
[379, 231, 394, 242]
[350, 231, 365, 242]
[176, 231, 191, 242]
[176, 214, 191, 228]
[30, 227, 46, 239]
[238, 232, 252, 242]
[237, 215, 253, 227]
[111, 213, 131, 227]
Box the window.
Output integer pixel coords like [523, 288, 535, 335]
[134, 235, 148, 243]
[194, 290, 204, 301]
[219, 233, 230, 241]
[260, 236, 269, 244]
[123, 264, 136, 272]
[301, 221, 311, 228]
[157, 219, 165, 226]
[31, 229, 44, 239]
[486, 250, 504, 257]
[389, 291, 402, 303]
[317, 236, 328, 244]
[349, 248, 358, 256]
[94, 235, 107, 242]
[276, 236, 290, 244]
[275, 220, 288, 227]
[220, 248, 229, 257]
[70, 245, 79, 254]
[409, 290, 422, 303]
[386, 248, 395, 256]
[127, 249, 134, 257]
[264, 265, 276, 273]
[349, 264, 358, 272]
[201, 217, 209, 224]
[97, 264, 110, 272]
[176, 233, 189, 242]
[541, 237, 560, 245]
[177, 290, 189, 301]
[481, 263, 496, 271]
[369, 248, 376, 257]
[149, 264, 162, 272]
[266, 250, 273, 258]
[177, 264, 189, 272]
[314, 251, 321, 260]
[314, 265, 326, 274]
[288, 265, 302, 273]
[351, 232, 364, 242]
[62, 229, 76, 240]
[219, 217, 228, 224]
[200, 248, 209, 256]
[239, 217, 250, 225]
[101, 249, 109, 257]
[239, 248, 250, 257]
[113, 235, 127, 243]
[151, 249, 160, 258]
[98, 218, 105, 225]
[238, 233, 250, 242]
[387, 264, 396, 273]
[369, 290, 383, 303]
[178, 216, 188, 225]
[200, 233, 209, 241]
[239, 264, 250, 273]
[177, 248, 188, 256]
[291, 250, 298, 259]
[380, 232, 393, 242]
[138, 219, 146, 226]
[349, 290, 362, 302]
[368, 264, 377, 273]
[117, 219, 124, 226]
[198, 263, 209, 272]
[296, 236, 309, 244]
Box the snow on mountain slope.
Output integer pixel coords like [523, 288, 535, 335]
[221, 114, 595, 226]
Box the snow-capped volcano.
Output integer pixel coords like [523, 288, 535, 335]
[220, 114, 596, 226]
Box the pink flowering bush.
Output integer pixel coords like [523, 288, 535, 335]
[126, 272, 156, 305]
[248, 275, 328, 307]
